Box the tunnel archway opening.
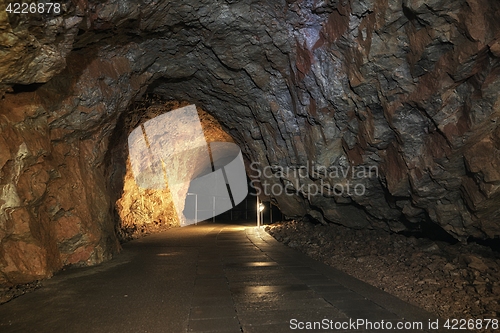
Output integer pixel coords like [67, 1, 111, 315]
[108, 97, 272, 241]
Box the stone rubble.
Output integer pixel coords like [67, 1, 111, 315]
[267, 220, 500, 320]
[0, 280, 40, 304]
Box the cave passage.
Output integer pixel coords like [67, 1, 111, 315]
[115, 102, 257, 237]
[1, 0, 500, 324]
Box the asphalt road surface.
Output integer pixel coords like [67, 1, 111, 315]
[0, 221, 442, 333]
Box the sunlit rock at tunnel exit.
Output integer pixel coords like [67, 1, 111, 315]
[128, 105, 248, 226]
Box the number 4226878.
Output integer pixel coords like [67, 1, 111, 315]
[5, 2, 61, 14]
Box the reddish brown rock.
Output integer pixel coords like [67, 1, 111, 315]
[1, 240, 47, 284]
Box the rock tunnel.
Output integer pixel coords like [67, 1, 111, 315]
[1, 0, 500, 299]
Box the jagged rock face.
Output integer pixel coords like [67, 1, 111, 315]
[0, 0, 499, 284]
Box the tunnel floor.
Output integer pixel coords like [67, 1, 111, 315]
[0, 222, 440, 333]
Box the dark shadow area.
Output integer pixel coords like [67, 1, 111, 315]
[194, 180, 285, 226]
[397, 216, 459, 245]
[468, 236, 500, 253]
[8, 83, 45, 93]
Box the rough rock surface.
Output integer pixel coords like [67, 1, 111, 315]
[0, 0, 499, 284]
[0, 280, 40, 304]
[267, 220, 500, 321]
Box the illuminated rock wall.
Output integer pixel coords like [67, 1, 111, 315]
[114, 102, 234, 240]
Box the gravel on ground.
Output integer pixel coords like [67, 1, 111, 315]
[266, 220, 500, 320]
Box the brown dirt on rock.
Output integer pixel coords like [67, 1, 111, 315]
[0, 281, 41, 305]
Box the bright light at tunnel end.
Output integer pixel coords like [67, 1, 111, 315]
[127, 104, 248, 227]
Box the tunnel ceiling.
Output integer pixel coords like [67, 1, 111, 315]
[1, 0, 500, 285]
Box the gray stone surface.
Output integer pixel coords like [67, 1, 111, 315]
[0, 222, 444, 332]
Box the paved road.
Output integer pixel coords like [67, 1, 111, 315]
[0, 222, 441, 332]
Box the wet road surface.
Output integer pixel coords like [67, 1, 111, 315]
[0, 222, 442, 332]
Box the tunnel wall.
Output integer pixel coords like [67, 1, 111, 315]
[1, 0, 500, 285]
